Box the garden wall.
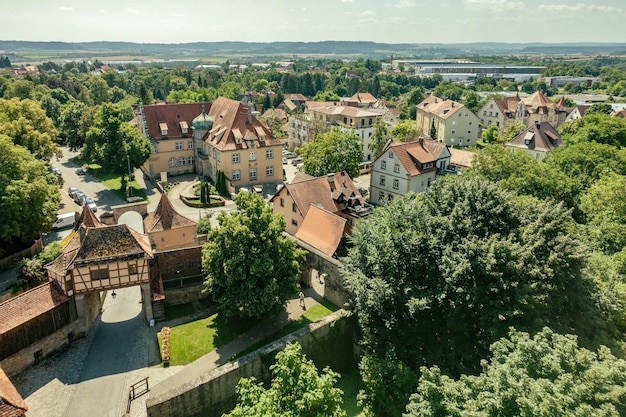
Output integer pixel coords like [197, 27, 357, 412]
[146, 310, 357, 417]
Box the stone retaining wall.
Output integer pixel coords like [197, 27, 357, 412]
[146, 310, 356, 417]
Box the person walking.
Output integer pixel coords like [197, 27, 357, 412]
[299, 291, 305, 308]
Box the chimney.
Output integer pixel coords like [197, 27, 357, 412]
[247, 102, 253, 124]
[418, 136, 424, 146]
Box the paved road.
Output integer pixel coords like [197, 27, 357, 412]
[63, 287, 143, 417]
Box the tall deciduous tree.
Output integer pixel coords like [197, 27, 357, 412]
[559, 113, 626, 147]
[226, 343, 346, 417]
[0, 97, 60, 160]
[0, 135, 60, 242]
[84, 103, 151, 186]
[300, 128, 362, 179]
[343, 176, 593, 415]
[369, 117, 389, 159]
[202, 191, 305, 319]
[405, 328, 626, 417]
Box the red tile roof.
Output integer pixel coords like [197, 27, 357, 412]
[295, 205, 348, 257]
[0, 367, 27, 416]
[385, 140, 437, 176]
[142, 102, 211, 139]
[0, 282, 70, 335]
[417, 95, 465, 119]
[204, 97, 283, 152]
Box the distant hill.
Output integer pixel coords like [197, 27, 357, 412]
[1, 40, 625, 63]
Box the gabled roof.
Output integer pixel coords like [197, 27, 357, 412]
[0, 282, 69, 335]
[295, 205, 348, 257]
[506, 121, 562, 153]
[204, 97, 282, 151]
[277, 171, 367, 218]
[417, 95, 465, 119]
[422, 137, 450, 160]
[74, 204, 104, 231]
[0, 367, 27, 416]
[144, 193, 196, 233]
[381, 140, 437, 177]
[521, 91, 561, 115]
[493, 96, 522, 117]
[347, 92, 378, 105]
[142, 102, 211, 139]
[310, 105, 386, 118]
[261, 108, 288, 121]
[73, 224, 152, 265]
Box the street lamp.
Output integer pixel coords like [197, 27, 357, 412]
[127, 154, 132, 196]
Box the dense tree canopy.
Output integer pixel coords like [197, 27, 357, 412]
[202, 191, 305, 319]
[405, 328, 626, 417]
[0, 97, 60, 160]
[0, 135, 60, 243]
[559, 113, 626, 147]
[226, 343, 346, 417]
[343, 176, 594, 415]
[299, 128, 362, 179]
[84, 103, 151, 184]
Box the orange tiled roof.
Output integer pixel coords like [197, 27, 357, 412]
[142, 102, 211, 139]
[295, 205, 348, 257]
[347, 92, 378, 104]
[0, 367, 27, 416]
[417, 95, 465, 119]
[144, 193, 196, 233]
[449, 148, 476, 168]
[0, 282, 69, 335]
[204, 97, 282, 152]
[385, 140, 437, 176]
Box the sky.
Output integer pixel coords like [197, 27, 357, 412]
[0, 0, 624, 44]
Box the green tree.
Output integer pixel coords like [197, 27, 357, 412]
[369, 117, 389, 159]
[481, 123, 499, 143]
[343, 176, 592, 414]
[499, 120, 526, 143]
[390, 120, 419, 142]
[202, 191, 305, 319]
[0, 98, 60, 160]
[313, 90, 340, 102]
[580, 172, 626, 254]
[59, 101, 89, 151]
[84, 103, 151, 187]
[0, 135, 60, 242]
[405, 328, 626, 417]
[462, 90, 482, 113]
[300, 128, 362, 179]
[470, 145, 579, 209]
[586, 103, 614, 115]
[544, 141, 626, 191]
[197, 212, 212, 235]
[15, 257, 46, 291]
[560, 113, 626, 147]
[226, 343, 346, 417]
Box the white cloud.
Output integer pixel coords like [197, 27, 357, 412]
[342, 0, 354, 2]
[362, 10, 376, 16]
[126, 8, 139, 14]
[59, 6, 73, 12]
[393, 0, 416, 8]
[463, 0, 524, 11]
[539, 3, 622, 13]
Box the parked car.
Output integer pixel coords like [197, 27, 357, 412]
[283, 157, 288, 164]
[75, 167, 86, 175]
[51, 212, 76, 230]
[291, 157, 303, 166]
[84, 196, 97, 212]
[52, 167, 61, 176]
[68, 186, 79, 198]
[284, 151, 297, 159]
[73, 191, 86, 205]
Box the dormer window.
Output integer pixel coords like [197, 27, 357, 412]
[159, 123, 168, 136]
[235, 137, 242, 145]
[180, 121, 189, 134]
[259, 135, 265, 142]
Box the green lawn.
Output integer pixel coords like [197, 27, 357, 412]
[74, 158, 146, 201]
[231, 298, 339, 360]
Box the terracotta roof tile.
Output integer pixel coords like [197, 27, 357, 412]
[0, 282, 69, 335]
[0, 367, 27, 416]
[417, 95, 465, 119]
[205, 97, 282, 152]
[384, 140, 437, 176]
[295, 205, 348, 256]
[449, 148, 476, 168]
[143, 102, 211, 139]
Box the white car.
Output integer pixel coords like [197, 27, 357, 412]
[84, 196, 97, 212]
